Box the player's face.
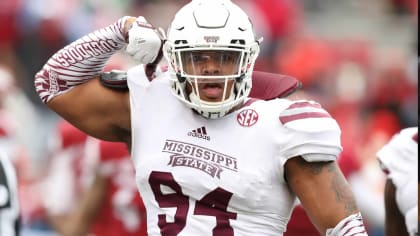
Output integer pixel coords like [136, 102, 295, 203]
[181, 50, 240, 102]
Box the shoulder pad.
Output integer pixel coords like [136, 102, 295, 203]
[276, 100, 342, 161]
[249, 71, 301, 100]
[279, 100, 339, 132]
[99, 70, 128, 90]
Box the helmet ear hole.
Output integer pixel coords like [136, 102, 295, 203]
[176, 74, 186, 83]
[174, 40, 188, 45]
[230, 39, 245, 45]
[235, 74, 245, 83]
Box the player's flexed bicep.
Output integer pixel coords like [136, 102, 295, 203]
[277, 100, 368, 235]
[34, 16, 163, 142]
[46, 78, 131, 142]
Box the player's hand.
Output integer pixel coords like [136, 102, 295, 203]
[125, 16, 164, 65]
[144, 27, 165, 81]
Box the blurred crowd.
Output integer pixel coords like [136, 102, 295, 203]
[0, 0, 417, 235]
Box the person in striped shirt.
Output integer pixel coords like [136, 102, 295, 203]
[0, 150, 20, 236]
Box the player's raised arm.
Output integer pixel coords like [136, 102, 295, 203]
[34, 16, 162, 142]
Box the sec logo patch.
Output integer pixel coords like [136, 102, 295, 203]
[237, 109, 259, 127]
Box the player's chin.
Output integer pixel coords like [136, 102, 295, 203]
[200, 96, 223, 102]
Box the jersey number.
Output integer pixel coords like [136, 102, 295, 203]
[149, 171, 237, 236]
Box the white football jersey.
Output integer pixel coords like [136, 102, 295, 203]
[377, 127, 418, 235]
[127, 65, 342, 236]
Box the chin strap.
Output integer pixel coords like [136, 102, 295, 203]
[326, 212, 368, 236]
[188, 84, 236, 119]
[176, 73, 187, 83]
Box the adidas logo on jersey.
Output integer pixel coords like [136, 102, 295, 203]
[188, 126, 211, 141]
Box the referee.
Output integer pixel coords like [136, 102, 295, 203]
[0, 151, 20, 235]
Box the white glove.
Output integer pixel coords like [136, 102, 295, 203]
[126, 16, 163, 64]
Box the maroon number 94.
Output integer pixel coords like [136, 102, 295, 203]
[149, 171, 237, 235]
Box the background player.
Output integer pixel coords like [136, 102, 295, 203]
[377, 127, 418, 236]
[42, 120, 147, 236]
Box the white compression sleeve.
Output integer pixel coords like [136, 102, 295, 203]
[34, 16, 129, 103]
[325, 212, 368, 236]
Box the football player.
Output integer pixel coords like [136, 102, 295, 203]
[377, 127, 418, 236]
[34, 0, 368, 235]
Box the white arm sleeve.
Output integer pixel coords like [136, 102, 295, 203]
[325, 212, 368, 236]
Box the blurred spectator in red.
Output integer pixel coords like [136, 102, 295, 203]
[41, 121, 147, 236]
[365, 53, 417, 128]
[389, 0, 418, 20]
[238, 0, 303, 72]
[275, 35, 335, 84]
[254, 0, 302, 41]
[274, 35, 338, 108]
[0, 0, 22, 46]
[89, 139, 147, 236]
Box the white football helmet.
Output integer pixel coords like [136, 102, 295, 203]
[163, 0, 261, 119]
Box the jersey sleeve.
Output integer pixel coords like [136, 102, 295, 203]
[277, 100, 342, 164]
